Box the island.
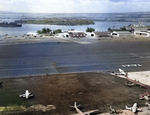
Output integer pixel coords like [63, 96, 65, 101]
[22, 18, 95, 25]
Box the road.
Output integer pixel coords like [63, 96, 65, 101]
[0, 37, 150, 77]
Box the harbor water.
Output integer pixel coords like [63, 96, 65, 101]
[0, 21, 144, 36]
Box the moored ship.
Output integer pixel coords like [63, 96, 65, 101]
[0, 22, 22, 27]
[126, 22, 150, 31]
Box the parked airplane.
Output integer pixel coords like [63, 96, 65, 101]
[118, 68, 126, 75]
[125, 73, 150, 99]
[140, 95, 150, 101]
[111, 68, 126, 76]
[139, 86, 150, 100]
[70, 102, 99, 115]
[110, 106, 122, 114]
[19, 90, 34, 99]
[145, 101, 150, 110]
[125, 103, 142, 113]
[125, 73, 144, 87]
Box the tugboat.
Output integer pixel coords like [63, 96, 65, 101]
[0, 21, 22, 27]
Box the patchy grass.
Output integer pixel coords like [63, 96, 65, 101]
[0, 105, 26, 112]
[0, 86, 34, 107]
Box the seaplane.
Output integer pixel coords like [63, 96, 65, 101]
[125, 73, 145, 87]
[125, 103, 142, 113]
[70, 102, 99, 115]
[19, 90, 34, 99]
[124, 73, 150, 100]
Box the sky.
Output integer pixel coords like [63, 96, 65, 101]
[1, 0, 150, 13]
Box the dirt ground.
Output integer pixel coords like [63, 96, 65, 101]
[0, 72, 148, 115]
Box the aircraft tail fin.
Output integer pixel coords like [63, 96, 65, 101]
[74, 102, 77, 108]
[125, 72, 128, 78]
[118, 68, 126, 76]
[70, 102, 81, 108]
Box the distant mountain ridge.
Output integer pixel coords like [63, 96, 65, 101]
[0, 11, 150, 22]
[0, 10, 16, 14]
[0, 10, 150, 14]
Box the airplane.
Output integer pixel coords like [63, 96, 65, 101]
[140, 95, 150, 101]
[139, 86, 150, 100]
[111, 68, 126, 76]
[19, 90, 34, 99]
[145, 101, 150, 110]
[110, 106, 122, 114]
[125, 103, 142, 113]
[125, 73, 150, 99]
[118, 68, 126, 76]
[125, 73, 145, 87]
[70, 102, 99, 115]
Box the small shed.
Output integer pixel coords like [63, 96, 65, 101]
[86, 32, 95, 38]
[110, 31, 119, 37]
[27, 32, 38, 37]
[94, 32, 110, 37]
[134, 31, 150, 37]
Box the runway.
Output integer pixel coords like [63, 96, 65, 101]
[0, 37, 150, 77]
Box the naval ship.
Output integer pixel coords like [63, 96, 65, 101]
[126, 22, 150, 31]
[0, 22, 22, 27]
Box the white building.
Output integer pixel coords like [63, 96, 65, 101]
[63, 33, 70, 38]
[133, 31, 150, 37]
[85, 32, 95, 38]
[27, 32, 38, 37]
[110, 31, 119, 37]
[63, 30, 96, 38]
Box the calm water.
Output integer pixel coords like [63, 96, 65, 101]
[1, 12, 150, 36]
[0, 21, 143, 36]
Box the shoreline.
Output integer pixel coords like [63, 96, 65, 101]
[1, 35, 150, 45]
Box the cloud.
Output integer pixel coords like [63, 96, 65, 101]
[0, 0, 150, 13]
[108, 0, 128, 2]
[0, 0, 105, 13]
[109, 0, 150, 2]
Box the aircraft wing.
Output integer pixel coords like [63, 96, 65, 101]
[70, 109, 99, 115]
[70, 113, 83, 115]
[19, 94, 26, 97]
[82, 109, 99, 114]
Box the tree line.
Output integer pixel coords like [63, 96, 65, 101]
[37, 27, 95, 34]
[37, 28, 62, 34]
[25, 19, 94, 25]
